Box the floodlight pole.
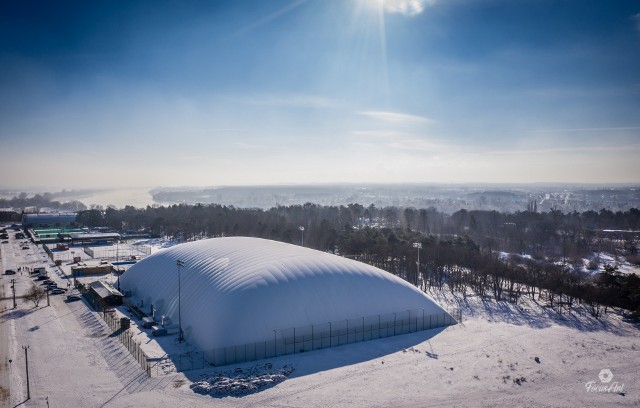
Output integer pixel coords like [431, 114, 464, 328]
[298, 226, 305, 247]
[413, 242, 422, 287]
[177, 260, 185, 343]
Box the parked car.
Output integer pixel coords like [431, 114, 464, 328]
[4, 269, 16, 275]
[35, 275, 48, 281]
[66, 294, 82, 301]
[50, 288, 66, 295]
[1, 240, 8, 244]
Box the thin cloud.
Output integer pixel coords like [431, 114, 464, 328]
[485, 144, 640, 156]
[358, 111, 434, 124]
[351, 130, 401, 138]
[386, 138, 449, 152]
[633, 13, 640, 32]
[177, 155, 205, 161]
[237, 94, 337, 109]
[235, 142, 264, 150]
[531, 126, 640, 133]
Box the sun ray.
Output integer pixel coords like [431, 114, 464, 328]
[222, 0, 309, 43]
[376, 0, 391, 107]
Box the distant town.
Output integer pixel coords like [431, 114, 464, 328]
[1, 183, 639, 214]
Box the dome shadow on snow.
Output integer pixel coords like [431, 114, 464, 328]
[182, 326, 448, 398]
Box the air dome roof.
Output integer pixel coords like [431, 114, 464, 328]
[120, 237, 448, 350]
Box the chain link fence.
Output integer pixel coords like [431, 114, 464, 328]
[94, 291, 460, 375]
[156, 308, 460, 371]
[102, 311, 154, 376]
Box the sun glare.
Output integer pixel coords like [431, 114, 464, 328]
[365, 0, 428, 16]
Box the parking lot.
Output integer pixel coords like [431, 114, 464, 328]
[1, 224, 190, 407]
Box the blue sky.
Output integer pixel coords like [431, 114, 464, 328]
[1, 0, 639, 188]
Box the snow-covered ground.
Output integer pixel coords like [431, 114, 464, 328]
[498, 250, 640, 276]
[130, 238, 179, 255]
[583, 252, 640, 276]
[1, 233, 639, 407]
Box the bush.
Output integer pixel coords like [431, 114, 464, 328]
[626, 254, 640, 266]
[587, 259, 600, 270]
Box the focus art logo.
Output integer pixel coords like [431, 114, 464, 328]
[598, 369, 613, 383]
[585, 369, 624, 393]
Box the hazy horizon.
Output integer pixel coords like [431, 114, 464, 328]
[2, 183, 639, 214]
[1, 0, 639, 188]
[2, 180, 640, 194]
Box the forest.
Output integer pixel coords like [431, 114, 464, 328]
[74, 203, 640, 319]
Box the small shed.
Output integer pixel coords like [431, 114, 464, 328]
[87, 281, 123, 311]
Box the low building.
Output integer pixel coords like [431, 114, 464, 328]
[86, 281, 123, 311]
[63, 232, 120, 246]
[22, 213, 77, 227]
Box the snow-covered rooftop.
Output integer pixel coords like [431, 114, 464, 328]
[120, 237, 448, 351]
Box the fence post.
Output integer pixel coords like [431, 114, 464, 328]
[346, 319, 349, 344]
[393, 313, 396, 336]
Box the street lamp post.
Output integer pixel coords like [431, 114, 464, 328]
[412, 242, 422, 287]
[177, 259, 185, 342]
[298, 226, 305, 247]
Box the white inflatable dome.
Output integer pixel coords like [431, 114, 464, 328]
[120, 237, 449, 351]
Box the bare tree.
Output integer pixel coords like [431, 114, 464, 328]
[24, 284, 47, 307]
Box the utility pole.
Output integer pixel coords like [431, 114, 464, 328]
[23, 345, 30, 400]
[176, 260, 185, 342]
[298, 226, 305, 247]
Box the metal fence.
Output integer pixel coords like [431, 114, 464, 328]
[158, 308, 460, 370]
[96, 294, 460, 375]
[102, 310, 154, 376]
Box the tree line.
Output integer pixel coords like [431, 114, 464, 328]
[74, 203, 640, 319]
